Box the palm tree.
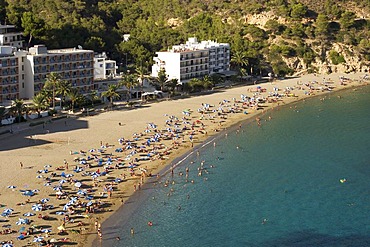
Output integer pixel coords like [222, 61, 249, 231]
[231, 50, 249, 81]
[88, 90, 100, 107]
[31, 93, 49, 118]
[202, 75, 214, 89]
[68, 88, 84, 113]
[10, 99, 26, 123]
[231, 50, 249, 69]
[136, 66, 147, 99]
[39, 88, 53, 107]
[57, 80, 72, 107]
[165, 78, 179, 98]
[119, 74, 138, 100]
[102, 84, 120, 108]
[44, 72, 62, 110]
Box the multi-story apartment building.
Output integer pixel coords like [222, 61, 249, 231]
[0, 25, 23, 49]
[23, 45, 94, 99]
[0, 46, 21, 103]
[151, 37, 230, 83]
[94, 52, 118, 80]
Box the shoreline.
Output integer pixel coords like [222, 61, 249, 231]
[89, 74, 368, 246]
[0, 73, 367, 247]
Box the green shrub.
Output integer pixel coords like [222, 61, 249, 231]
[329, 50, 346, 65]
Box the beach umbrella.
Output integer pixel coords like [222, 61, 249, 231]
[7, 185, 16, 189]
[44, 165, 52, 168]
[75, 167, 84, 172]
[65, 173, 73, 178]
[74, 182, 82, 188]
[23, 212, 35, 217]
[3, 208, 14, 215]
[86, 201, 94, 206]
[16, 218, 29, 225]
[18, 226, 26, 233]
[59, 179, 67, 184]
[33, 236, 44, 242]
[115, 178, 122, 183]
[1, 212, 10, 217]
[53, 186, 62, 191]
[36, 175, 43, 179]
[63, 204, 71, 211]
[76, 190, 86, 196]
[44, 183, 51, 186]
[2, 244, 13, 247]
[31, 204, 42, 211]
[41, 229, 51, 233]
[69, 197, 78, 204]
[40, 198, 49, 204]
[86, 195, 94, 200]
[55, 211, 65, 215]
[22, 190, 34, 197]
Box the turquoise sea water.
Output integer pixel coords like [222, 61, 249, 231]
[99, 85, 370, 247]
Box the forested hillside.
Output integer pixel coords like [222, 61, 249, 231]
[1, 0, 369, 75]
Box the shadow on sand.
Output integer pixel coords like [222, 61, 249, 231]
[0, 117, 89, 151]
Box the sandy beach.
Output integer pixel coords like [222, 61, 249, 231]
[0, 72, 368, 246]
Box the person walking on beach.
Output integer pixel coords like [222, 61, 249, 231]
[20, 162, 23, 169]
[130, 228, 135, 235]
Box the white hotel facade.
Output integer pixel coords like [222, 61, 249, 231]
[23, 45, 94, 98]
[152, 37, 230, 83]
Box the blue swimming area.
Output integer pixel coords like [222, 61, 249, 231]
[100, 85, 370, 247]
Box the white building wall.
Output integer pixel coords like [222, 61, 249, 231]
[94, 55, 117, 80]
[152, 52, 180, 81]
[14, 50, 28, 99]
[151, 37, 230, 84]
[23, 54, 36, 99]
[94, 58, 105, 80]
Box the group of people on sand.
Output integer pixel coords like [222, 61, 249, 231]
[1, 83, 305, 245]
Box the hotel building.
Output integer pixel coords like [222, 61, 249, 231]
[151, 37, 230, 83]
[23, 45, 94, 99]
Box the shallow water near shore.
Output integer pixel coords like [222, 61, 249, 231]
[99, 85, 370, 247]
